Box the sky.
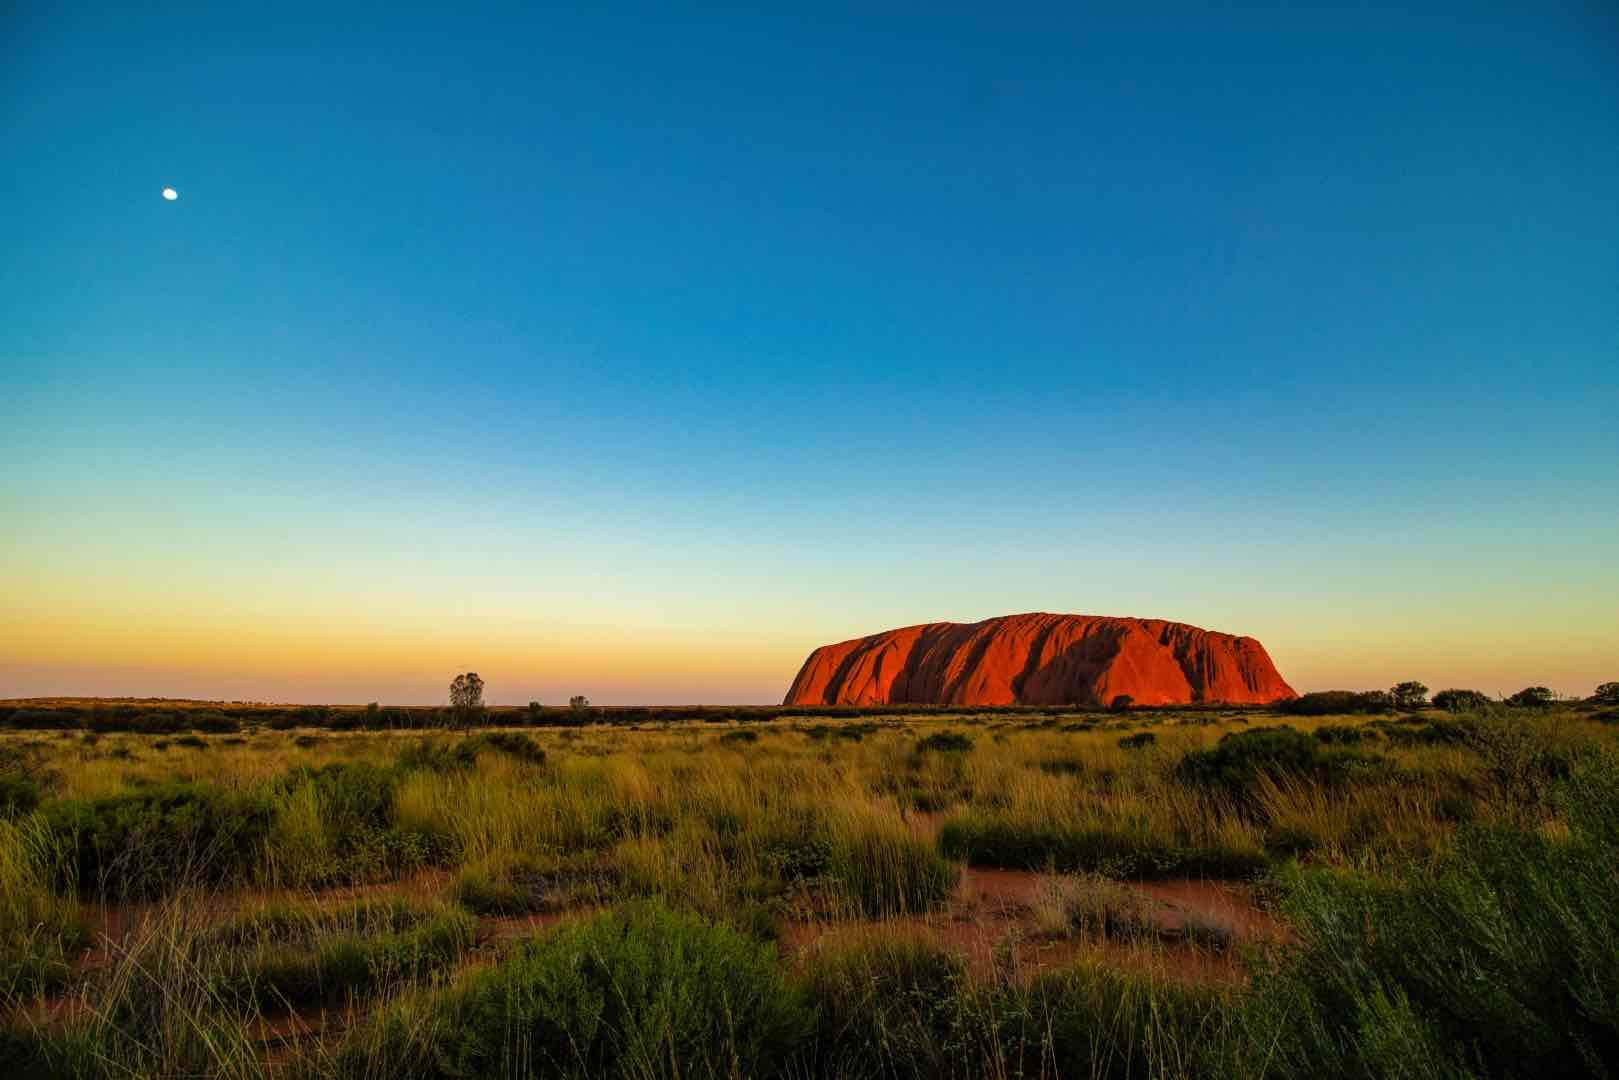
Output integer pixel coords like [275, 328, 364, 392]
[3, 2, 1616, 704]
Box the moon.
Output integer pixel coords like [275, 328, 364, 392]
[162, 188, 178, 201]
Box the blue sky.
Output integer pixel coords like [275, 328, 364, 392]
[3, 3, 1616, 703]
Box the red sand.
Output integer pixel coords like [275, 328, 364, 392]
[782, 867, 1280, 985]
[785, 612, 1296, 707]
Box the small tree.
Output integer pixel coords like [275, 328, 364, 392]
[1507, 686, 1555, 709]
[1592, 682, 1619, 707]
[1390, 681, 1429, 712]
[569, 695, 590, 710]
[450, 672, 486, 729]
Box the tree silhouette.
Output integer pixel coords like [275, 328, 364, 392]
[449, 672, 485, 729]
[1390, 681, 1429, 711]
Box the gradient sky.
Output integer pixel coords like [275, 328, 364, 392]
[4, 3, 1617, 704]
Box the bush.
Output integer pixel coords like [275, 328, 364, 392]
[42, 784, 276, 898]
[1463, 715, 1575, 824]
[939, 812, 1266, 880]
[1508, 686, 1556, 709]
[827, 822, 959, 916]
[792, 936, 1225, 1079]
[1177, 726, 1386, 805]
[719, 729, 760, 746]
[1380, 717, 1477, 747]
[281, 762, 397, 833]
[215, 902, 475, 1009]
[451, 854, 617, 916]
[466, 731, 547, 764]
[0, 745, 50, 819]
[188, 710, 240, 734]
[1280, 691, 1394, 716]
[1432, 688, 1492, 713]
[1593, 682, 1619, 707]
[1311, 724, 1370, 745]
[273, 762, 455, 884]
[0, 776, 41, 819]
[345, 902, 809, 1078]
[793, 937, 969, 1078]
[1117, 732, 1156, 750]
[915, 731, 974, 754]
[1019, 964, 1228, 1079]
[1389, 681, 1429, 712]
[396, 732, 546, 773]
[1233, 759, 1619, 1077]
[803, 722, 881, 742]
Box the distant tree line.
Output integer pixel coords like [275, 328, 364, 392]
[4, 677, 1611, 735]
[1281, 680, 1585, 716]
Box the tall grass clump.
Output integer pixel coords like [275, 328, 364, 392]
[335, 901, 809, 1079]
[0, 815, 88, 997]
[208, 898, 475, 1010]
[1176, 725, 1389, 806]
[271, 762, 457, 885]
[791, 935, 978, 1078]
[20, 906, 273, 1080]
[1228, 751, 1619, 1077]
[41, 783, 276, 898]
[791, 935, 1227, 1079]
[824, 812, 960, 917]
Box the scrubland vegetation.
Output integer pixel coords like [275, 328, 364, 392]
[2, 697, 1617, 1077]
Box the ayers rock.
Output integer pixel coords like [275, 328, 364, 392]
[784, 613, 1296, 708]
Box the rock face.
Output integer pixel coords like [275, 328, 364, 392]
[784, 613, 1296, 708]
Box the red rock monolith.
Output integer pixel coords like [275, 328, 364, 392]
[784, 613, 1295, 707]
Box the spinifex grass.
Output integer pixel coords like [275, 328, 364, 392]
[0, 706, 1615, 1077]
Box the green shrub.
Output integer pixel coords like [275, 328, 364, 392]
[939, 813, 1266, 880]
[466, 730, 547, 764]
[1463, 714, 1576, 824]
[1233, 764, 1619, 1077]
[451, 854, 617, 916]
[397, 732, 547, 773]
[1507, 686, 1556, 709]
[1280, 690, 1394, 716]
[1177, 725, 1387, 806]
[344, 902, 809, 1079]
[0, 776, 42, 819]
[828, 823, 959, 916]
[216, 903, 475, 1009]
[273, 763, 455, 883]
[1381, 716, 1477, 747]
[792, 936, 970, 1078]
[792, 938, 1225, 1079]
[0, 816, 90, 996]
[1018, 964, 1228, 1079]
[188, 710, 241, 734]
[1433, 688, 1492, 712]
[282, 762, 397, 832]
[1117, 731, 1156, 750]
[1502, 689, 1554, 712]
[915, 731, 973, 754]
[1312, 723, 1371, 745]
[719, 729, 760, 745]
[42, 784, 275, 898]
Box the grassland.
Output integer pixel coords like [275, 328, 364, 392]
[2, 700, 1616, 1077]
